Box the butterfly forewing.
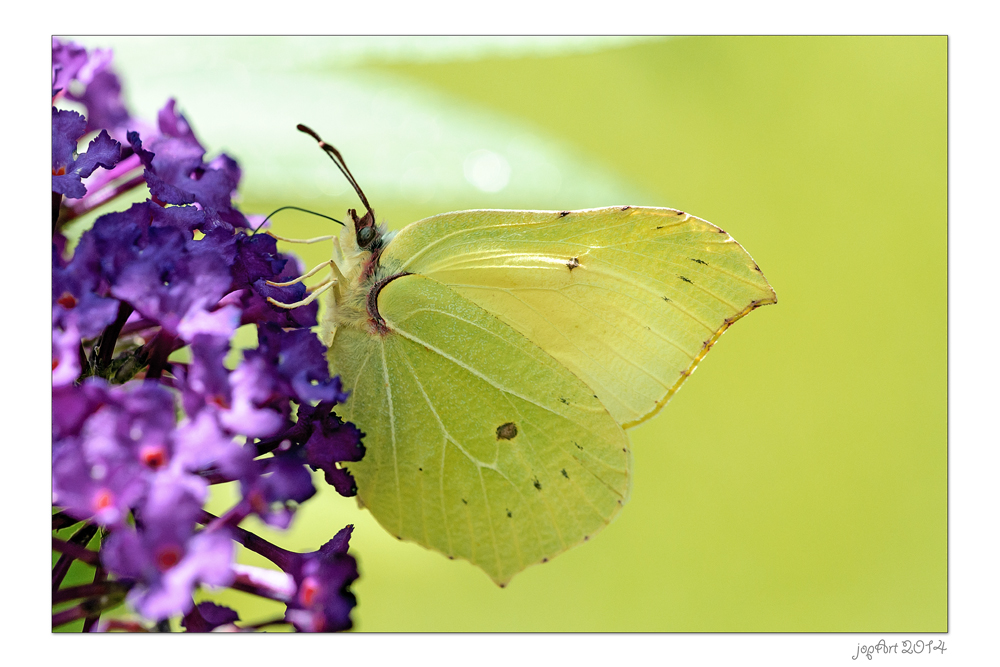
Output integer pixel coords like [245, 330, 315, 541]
[330, 274, 631, 585]
[383, 207, 777, 427]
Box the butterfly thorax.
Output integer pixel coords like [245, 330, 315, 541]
[320, 222, 403, 345]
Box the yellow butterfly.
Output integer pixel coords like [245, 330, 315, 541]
[272, 126, 776, 586]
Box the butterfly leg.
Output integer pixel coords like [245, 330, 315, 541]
[264, 230, 336, 244]
[266, 278, 337, 310]
[266, 260, 335, 287]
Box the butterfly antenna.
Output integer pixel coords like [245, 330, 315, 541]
[250, 206, 345, 235]
[297, 124, 373, 217]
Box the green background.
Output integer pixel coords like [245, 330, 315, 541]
[66, 36, 947, 631]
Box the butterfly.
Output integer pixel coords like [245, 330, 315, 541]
[271, 126, 776, 586]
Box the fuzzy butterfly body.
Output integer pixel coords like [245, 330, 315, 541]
[318, 205, 776, 586]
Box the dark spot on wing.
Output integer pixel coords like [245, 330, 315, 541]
[461, 498, 467, 505]
[574, 442, 583, 450]
[655, 226, 665, 230]
[566, 257, 580, 270]
[448, 555, 454, 560]
[584, 535, 590, 541]
[396, 535, 402, 540]
[620, 205, 631, 211]
[717, 228, 727, 234]
[690, 258, 708, 265]
[541, 557, 548, 563]
[662, 296, 671, 302]
[496, 422, 518, 440]
[418, 467, 423, 472]
[533, 477, 542, 491]
[506, 509, 512, 518]
[754, 264, 762, 272]
[558, 210, 571, 218]
[679, 275, 693, 284]
[561, 468, 569, 479]
[675, 210, 685, 216]
[559, 397, 569, 405]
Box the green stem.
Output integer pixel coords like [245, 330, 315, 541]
[53, 522, 99, 590]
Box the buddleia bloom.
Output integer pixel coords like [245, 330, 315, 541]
[51, 38, 363, 632]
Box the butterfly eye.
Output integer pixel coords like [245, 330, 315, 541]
[357, 226, 376, 247]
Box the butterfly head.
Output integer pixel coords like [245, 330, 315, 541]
[350, 207, 381, 251]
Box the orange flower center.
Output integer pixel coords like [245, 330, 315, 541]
[298, 576, 321, 607]
[139, 444, 168, 469]
[207, 394, 231, 409]
[56, 292, 78, 309]
[92, 488, 114, 511]
[154, 544, 183, 571]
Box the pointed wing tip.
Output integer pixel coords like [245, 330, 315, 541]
[753, 289, 778, 308]
[622, 290, 777, 430]
[754, 271, 778, 307]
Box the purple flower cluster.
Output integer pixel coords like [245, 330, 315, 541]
[51, 38, 364, 632]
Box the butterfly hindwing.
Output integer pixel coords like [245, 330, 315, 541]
[330, 273, 631, 585]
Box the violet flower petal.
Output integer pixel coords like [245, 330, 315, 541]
[299, 405, 364, 497]
[51, 107, 122, 199]
[52, 324, 81, 387]
[253, 325, 348, 404]
[51, 38, 90, 96]
[217, 355, 285, 439]
[173, 411, 254, 480]
[181, 601, 239, 632]
[128, 529, 235, 622]
[282, 525, 358, 632]
[52, 439, 147, 527]
[52, 379, 109, 441]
